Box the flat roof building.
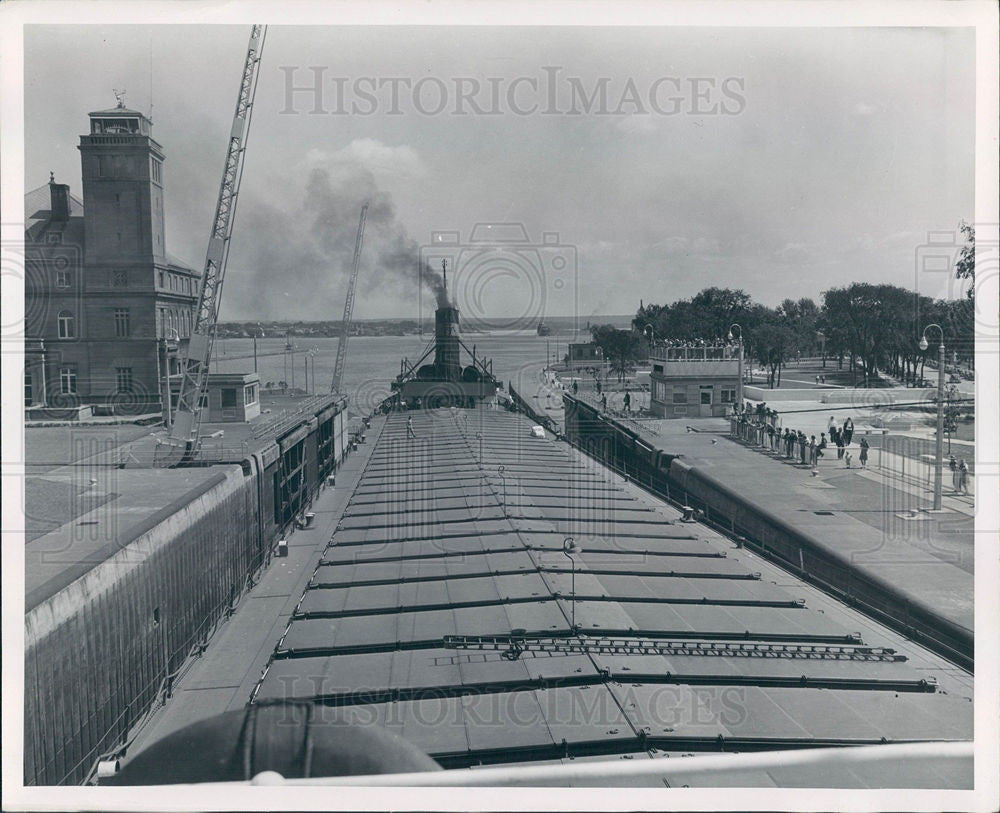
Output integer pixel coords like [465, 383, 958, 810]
[648, 343, 741, 418]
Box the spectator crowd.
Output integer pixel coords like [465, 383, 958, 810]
[729, 402, 870, 470]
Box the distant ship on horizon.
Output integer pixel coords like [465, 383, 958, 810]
[536, 321, 551, 336]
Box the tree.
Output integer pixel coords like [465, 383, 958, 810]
[955, 221, 974, 300]
[943, 384, 962, 453]
[754, 321, 795, 388]
[590, 325, 643, 383]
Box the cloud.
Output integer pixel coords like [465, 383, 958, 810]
[773, 242, 810, 263]
[305, 139, 428, 183]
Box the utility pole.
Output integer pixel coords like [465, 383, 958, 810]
[729, 324, 744, 409]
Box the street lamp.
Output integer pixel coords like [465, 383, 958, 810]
[728, 323, 744, 412]
[643, 323, 656, 348]
[562, 537, 578, 632]
[919, 324, 945, 510]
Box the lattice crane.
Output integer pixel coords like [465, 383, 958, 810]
[156, 25, 266, 465]
[331, 204, 368, 394]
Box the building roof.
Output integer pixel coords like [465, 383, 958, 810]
[24, 181, 84, 223]
[88, 106, 148, 118]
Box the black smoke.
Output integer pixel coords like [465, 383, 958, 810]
[225, 157, 447, 319]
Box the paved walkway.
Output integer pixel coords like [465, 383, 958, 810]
[632, 418, 973, 634]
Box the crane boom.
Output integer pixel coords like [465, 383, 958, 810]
[159, 25, 266, 463]
[331, 204, 368, 394]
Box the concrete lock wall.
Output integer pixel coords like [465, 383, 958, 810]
[24, 466, 262, 786]
[744, 385, 936, 405]
[23, 398, 351, 786]
[560, 395, 972, 673]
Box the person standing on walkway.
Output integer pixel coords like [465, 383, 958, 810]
[859, 437, 869, 469]
[827, 415, 837, 435]
[799, 432, 807, 465]
[817, 433, 827, 461]
[623, 390, 631, 414]
[949, 455, 958, 492]
[843, 417, 854, 445]
[957, 459, 969, 495]
[809, 435, 817, 467]
[406, 415, 417, 440]
[601, 393, 608, 413]
[835, 432, 845, 460]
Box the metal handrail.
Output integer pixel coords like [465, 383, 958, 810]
[175, 741, 973, 787]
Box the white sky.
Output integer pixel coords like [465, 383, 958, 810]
[24, 24, 975, 321]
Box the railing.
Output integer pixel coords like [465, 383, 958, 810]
[251, 394, 336, 440]
[170, 741, 973, 787]
[650, 345, 738, 362]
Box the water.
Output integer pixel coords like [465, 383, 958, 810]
[212, 332, 579, 417]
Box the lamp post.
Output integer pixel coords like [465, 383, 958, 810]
[919, 324, 945, 510]
[728, 324, 744, 412]
[563, 537, 578, 632]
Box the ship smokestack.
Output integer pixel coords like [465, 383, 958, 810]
[434, 298, 461, 382]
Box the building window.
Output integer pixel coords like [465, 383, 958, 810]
[115, 308, 130, 337]
[116, 367, 133, 392]
[672, 391, 687, 404]
[221, 388, 237, 409]
[60, 366, 77, 394]
[244, 384, 258, 406]
[56, 269, 71, 288]
[721, 388, 736, 404]
[112, 269, 127, 287]
[151, 158, 162, 184]
[24, 371, 33, 407]
[57, 310, 75, 339]
[701, 390, 712, 405]
[158, 271, 165, 288]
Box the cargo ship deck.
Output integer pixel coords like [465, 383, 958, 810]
[124, 405, 973, 787]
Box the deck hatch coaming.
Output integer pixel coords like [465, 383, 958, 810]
[254, 408, 972, 773]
